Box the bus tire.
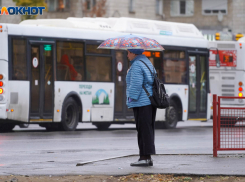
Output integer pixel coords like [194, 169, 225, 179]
[94, 123, 111, 130]
[61, 97, 79, 131]
[163, 101, 178, 129]
[0, 124, 15, 132]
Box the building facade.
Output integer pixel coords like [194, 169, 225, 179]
[0, 0, 244, 36]
[106, 0, 245, 36]
[163, 0, 233, 34]
[232, 0, 245, 34]
[161, 0, 245, 38]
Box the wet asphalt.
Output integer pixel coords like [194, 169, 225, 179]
[1, 120, 245, 176]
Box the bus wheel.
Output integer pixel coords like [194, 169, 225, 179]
[163, 101, 178, 129]
[61, 98, 79, 131]
[94, 123, 111, 130]
[0, 124, 15, 132]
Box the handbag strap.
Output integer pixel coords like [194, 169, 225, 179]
[139, 60, 154, 76]
[139, 60, 167, 94]
[139, 60, 153, 97]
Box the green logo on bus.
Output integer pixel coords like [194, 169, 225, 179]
[92, 89, 109, 105]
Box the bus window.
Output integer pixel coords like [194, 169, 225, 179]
[164, 50, 185, 59]
[163, 50, 187, 84]
[200, 56, 207, 112]
[189, 56, 197, 112]
[86, 44, 111, 54]
[12, 39, 27, 80]
[142, 51, 162, 78]
[57, 41, 84, 81]
[85, 56, 112, 82]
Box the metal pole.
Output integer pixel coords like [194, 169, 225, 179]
[213, 94, 218, 157]
[217, 96, 221, 150]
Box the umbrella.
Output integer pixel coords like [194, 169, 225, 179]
[97, 34, 164, 51]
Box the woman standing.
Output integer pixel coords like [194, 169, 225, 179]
[126, 49, 157, 167]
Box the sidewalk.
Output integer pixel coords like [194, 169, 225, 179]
[74, 120, 245, 176]
[75, 153, 245, 176]
[2, 154, 245, 182]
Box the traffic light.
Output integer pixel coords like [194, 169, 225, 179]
[236, 33, 244, 41]
[215, 32, 220, 41]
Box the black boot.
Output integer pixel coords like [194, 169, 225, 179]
[130, 155, 153, 167]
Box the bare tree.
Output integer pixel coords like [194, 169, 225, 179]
[83, 0, 107, 17]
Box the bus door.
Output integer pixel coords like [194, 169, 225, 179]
[29, 41, 54, 121]
[114, 50, 134, 120]
[188, 50, 209, 119]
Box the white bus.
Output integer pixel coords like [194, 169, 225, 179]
[0, 17, 211, 132]
[209, 37, 245, 118]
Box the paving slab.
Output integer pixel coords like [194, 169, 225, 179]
[3, 154, 245, 176]
[75, 154, 245, 176]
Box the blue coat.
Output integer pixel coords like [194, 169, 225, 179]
[126, 54, 155, 108]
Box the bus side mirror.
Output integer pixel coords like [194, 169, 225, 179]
[216, 50, 220, 67]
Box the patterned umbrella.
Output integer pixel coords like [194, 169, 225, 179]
[97, 34, 164, 51]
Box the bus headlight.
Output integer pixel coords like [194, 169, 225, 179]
[0, 95, 4, 101]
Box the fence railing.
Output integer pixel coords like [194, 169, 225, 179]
[213, 94, 245, 157]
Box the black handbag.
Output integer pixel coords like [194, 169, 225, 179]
[139, 60, 170, 109]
